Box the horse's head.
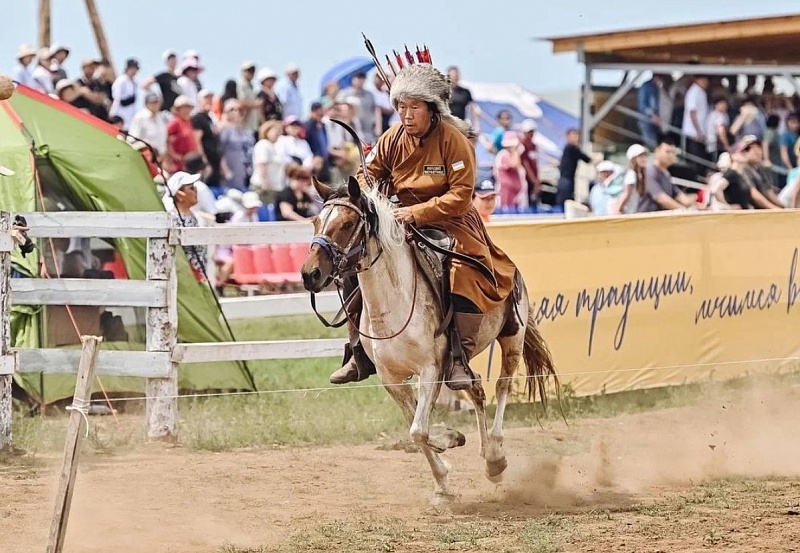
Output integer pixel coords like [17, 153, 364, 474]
[301, 176, 379, 293]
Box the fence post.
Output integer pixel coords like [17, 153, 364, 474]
[0, 212, 14, 449]
[145, 228, 178, 441]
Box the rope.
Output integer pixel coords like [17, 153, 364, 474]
[85, 353, 800, 404]
[65, 397, 91, 438]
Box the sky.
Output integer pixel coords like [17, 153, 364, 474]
[2, 1, 798, 114]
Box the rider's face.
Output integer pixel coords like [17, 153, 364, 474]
[397, 99, 432, 138]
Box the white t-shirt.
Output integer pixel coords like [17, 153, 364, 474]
[250, 139, 285, 191]
[177, 76, 198, 109]
[110, 75, 138, 130]
[129, 108, 169, 155]
[705, 110, 730, 153]
[274, 135, 313, 168]
[682, 83, 709, 140]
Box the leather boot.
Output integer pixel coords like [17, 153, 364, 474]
[447, 312, 483, 391]
[329, 285, 376, 385]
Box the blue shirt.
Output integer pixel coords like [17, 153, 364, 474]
[491, 127, 505, 152]
[779, 131, 798, 167]
[637, 78, 659, 117]
[275, 79, 303, 120]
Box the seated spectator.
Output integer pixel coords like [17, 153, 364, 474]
[219, 99, 255, 192]
[251, 121, 286, 204]
[184, 154, 219, 222]
[636, 137, 697, 213]
[55, 79, 79, 105]
[275, 164, 315, 221]
[276, 117, 314, 169]
[588, 161, 625, 216]
[493, 131, 524, 209]
[212, 196, 240, 294]
[711, 147, 755, 210]
[31, 48, 54, 94]
[165, 95, 200, 173]
[231, 191, 263, 223]
[615, 144, 647, 215]
[738, 136, 784, 209]
[472, 179, 498, 223]
[778, 167, 800, 208]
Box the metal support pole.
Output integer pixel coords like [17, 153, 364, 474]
[581, 60, 593, 151]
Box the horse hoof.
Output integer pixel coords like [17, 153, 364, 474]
[431, 492, 458, 505]
[485, 457, 508, 483]
[455, 432, 466, 447]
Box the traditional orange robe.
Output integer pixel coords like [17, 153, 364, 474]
[358, 122, 516, 313]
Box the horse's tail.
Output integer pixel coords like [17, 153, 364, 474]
[522, 305, 559, 409]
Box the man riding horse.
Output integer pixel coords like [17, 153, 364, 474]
[329, 55, 518, 391]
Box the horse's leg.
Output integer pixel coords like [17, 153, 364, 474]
[483, 334, 523, 483]
[383, 375, 454, 503]
[465, 374, 490, 459]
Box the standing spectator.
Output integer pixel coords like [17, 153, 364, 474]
[31, 48, 54, 94]
[493, 131, 524, 209]
[472, 179, 498, 223]
[237, 62, 261, 135]
[181, 50, 203, 91]
[72, 59, 109, 121]
[637, 74, 662, 148]
[13, 44, 37, 88]
[275, 63, 303, 120]
[304, 102, 330, 180]
[218, 99, 255, 192]
[129, 93, 169, 159]
[276, 117, 314, 169]
[251, 121, 285, 204]
[490, 110, 513, 153]
[256, 67, 282, 122]
[216, 80, 238, 121]
[616, 143, 647, 214]
[655, 74, 675, 138]
[48, 43, 70, 85]
[779, 113, 799, 170]
[340, 71, 377, 144]
[763, 115, 783, 183]
[705, 96, 731, 162]
[275, 164, 315, 221]
[730, 96, 767, 142]
[191, 90, 222, 186]
[556, 128, 591, 207]
[144, 50, 182, 112]
[588, 161, 623, 216]
[518, 119, 540, 204]
[320, 81, 339, 110]
[681, 75, 710, 176]
[165, 171, 207, 282]
[637, 137, 696, 213]
[55, 79, 79, 105]
[110, 58, 141, 131]
[95, 60, 115, 102]
[447, 66, 478, 126]
[165, 95, 200, 173]
[325, 100, 360, 180]
[177, 59, 202, 109]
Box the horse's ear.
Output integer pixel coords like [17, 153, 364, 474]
[312, 177, 332, 201]
[347, 176, 362, 201]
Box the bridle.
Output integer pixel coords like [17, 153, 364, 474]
[308, 195, 418, 341]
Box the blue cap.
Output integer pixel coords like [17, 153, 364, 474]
[475, 179, 497, 196]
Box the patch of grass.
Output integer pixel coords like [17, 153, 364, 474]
[284, 515, 410, 552]
[518, 514, 569, 553]
[218, 543, 269, 553]
[435, 521, 499, 550]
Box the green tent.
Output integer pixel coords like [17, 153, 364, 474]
[0, 86, 254, 403]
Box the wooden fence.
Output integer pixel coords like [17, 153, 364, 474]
[0, 211, 346, 445]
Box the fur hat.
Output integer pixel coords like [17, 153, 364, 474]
[389, 64, 475, 139]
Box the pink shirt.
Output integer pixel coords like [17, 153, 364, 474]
[494, 149, 524, 208]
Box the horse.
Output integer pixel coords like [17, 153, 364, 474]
[300, 176, 558, 503]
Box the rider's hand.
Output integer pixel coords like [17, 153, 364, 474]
[393, 206, 415, 224]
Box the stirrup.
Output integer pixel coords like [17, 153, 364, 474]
[446, 356, 475, 391]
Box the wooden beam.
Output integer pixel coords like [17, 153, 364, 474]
[220, 292, 340, 319]
[177, 222, 313, 246]
[15, 349, 171, 378]
[172, 339, 346, 364]
[84, 0, 114, 70]
[38, 0, 51, 49]
[11, 279, 167, 308]
[46, 336, 101, 553]
[21, 211, 169, 239]
[549, 15, 800, 54]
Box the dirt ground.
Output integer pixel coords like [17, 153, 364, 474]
[3, 383, 800, 553]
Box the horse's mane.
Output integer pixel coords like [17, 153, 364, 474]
[329, 183, 405, 254]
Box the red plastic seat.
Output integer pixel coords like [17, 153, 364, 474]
[266, 243, 301, 283]
[252, 245, 274, 274]
[231, 245, 259, 284]
[289, 243, 309, 272]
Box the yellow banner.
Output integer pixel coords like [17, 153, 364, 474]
[474, 211, 800, 397]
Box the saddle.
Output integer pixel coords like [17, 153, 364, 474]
[408, 227, 458, 337]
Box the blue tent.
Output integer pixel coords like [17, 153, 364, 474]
[319, 57, 375, 94]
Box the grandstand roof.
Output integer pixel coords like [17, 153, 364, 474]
[545, 14, 800, 66]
